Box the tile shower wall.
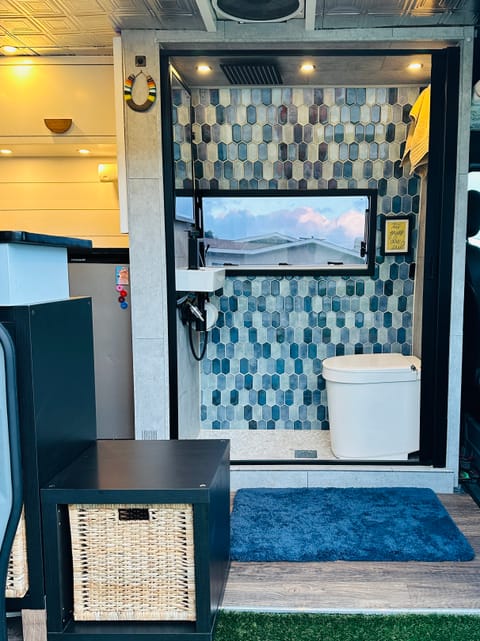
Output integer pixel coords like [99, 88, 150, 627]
[184, 86, 421, 431]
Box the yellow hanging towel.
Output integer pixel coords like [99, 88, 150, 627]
[401, 85, 430, 176]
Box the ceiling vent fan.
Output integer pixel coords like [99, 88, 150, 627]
[220, 61, 283, 85]
[212, 0, 303, 23]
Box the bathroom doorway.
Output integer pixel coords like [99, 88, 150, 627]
[165, 47, 460, 466]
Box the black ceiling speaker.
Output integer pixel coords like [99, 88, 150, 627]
[212, 0, 303, 23]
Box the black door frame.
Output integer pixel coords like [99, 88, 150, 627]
[160, 52, 181, 440]
[420, 47, 460, 467]
[161, 47, 462, 469]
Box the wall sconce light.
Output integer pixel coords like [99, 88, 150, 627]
[98, 163, 118, 183]
[44, 118, 73, 134]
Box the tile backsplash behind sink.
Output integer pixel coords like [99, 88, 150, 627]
[176, 85, 422, 431]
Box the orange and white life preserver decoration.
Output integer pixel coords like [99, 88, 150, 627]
[124, 72, 156, 112]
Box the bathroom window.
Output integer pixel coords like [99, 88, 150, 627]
[196, 189, 377, 275]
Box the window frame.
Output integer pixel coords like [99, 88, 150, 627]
[196, 188, 378, 276]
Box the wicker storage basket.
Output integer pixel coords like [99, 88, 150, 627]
[68, 503, 196, 622]
[6, 508, 29, 599]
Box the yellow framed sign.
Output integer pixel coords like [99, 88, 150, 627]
[382, 216, 412, 255]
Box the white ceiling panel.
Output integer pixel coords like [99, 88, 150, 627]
[0, 0, 477, 58]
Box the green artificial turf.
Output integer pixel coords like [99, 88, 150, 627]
[214, 610, 480, 641]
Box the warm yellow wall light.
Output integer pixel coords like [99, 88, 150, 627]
[2, 45, 17, 54]
[98, 163, 118, 182]
[196, 64, 212, 74]
[407, 62, 423, 71]
[0, 149, 13, 155]
[78, 149, 91, 155]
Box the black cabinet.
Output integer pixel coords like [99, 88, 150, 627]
[41, 439, 230, 641]
[1, 298, 97, 611]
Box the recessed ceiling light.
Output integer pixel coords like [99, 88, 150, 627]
[300, 63, 316, 73]
[0, 149, 13, 155]
[78, 149, 91, 155]
[196, 64, 212, 74]
[2, 45, 17, 54]
[407, 62, 423, 71]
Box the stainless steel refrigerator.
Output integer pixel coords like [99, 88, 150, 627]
[68, 249, 134, 439]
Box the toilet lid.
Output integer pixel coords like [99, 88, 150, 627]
[322, 354, 421, 384]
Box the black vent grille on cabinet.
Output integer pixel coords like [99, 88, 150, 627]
[220, 62, 283, 85]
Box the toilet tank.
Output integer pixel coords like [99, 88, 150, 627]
[322, 354, 421, 460]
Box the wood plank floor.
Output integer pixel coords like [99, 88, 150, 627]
[221, 492, 480, 613]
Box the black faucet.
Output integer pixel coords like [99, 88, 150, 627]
[188, 229, 201, 270]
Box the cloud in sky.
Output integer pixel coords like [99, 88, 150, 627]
[203, 196, 367, 250]
[296, 206, 365, 244]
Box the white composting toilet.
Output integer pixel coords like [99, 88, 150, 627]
[322, 353, 421, 460]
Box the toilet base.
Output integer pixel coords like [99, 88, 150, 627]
[331, 448, 412, 461]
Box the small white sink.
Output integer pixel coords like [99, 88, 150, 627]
[176, 267, 225, 292]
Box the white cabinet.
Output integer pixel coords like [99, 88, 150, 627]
[0, 57, 115, 145]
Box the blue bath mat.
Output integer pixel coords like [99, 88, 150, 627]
[230, 487, 475, 562]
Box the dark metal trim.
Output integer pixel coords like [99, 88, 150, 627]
[420, 47, 460, 467]
[0, 323, 22, 641]
[231, 458, 421, 466]
[160, 51, 180, 440]
[163, 48, 436, 58]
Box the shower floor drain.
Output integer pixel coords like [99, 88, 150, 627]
[294, 449, 317, 459]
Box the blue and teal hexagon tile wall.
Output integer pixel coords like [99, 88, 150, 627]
[178, 86, 421, 432]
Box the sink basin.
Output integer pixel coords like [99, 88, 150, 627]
[176, 267, 225, 292]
